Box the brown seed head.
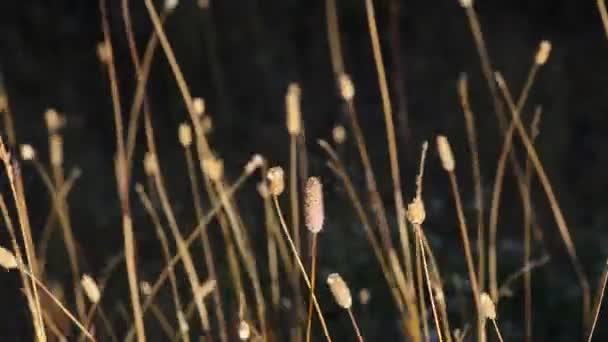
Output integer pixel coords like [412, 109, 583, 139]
[20, 144, 36, 161]
[305, 177, 324, 233]
[45, 108, 65, 133]
[0, 246, 17, 270]
[245, 154, 265, 175]
[338, 73, 355, 101]
[178, 123, 192, 147]
[192, 97, 206, 116]
[97, 41, 111, 64]
[286, 83, 302, 135]
[203, 155, 224, 181]
[407, 196, 426, 225]
[267, 166, 285, 196]
[436, 135, 455, 172]
[332, 125, 346, 144]
[458, 0, 473, 8]
[535, 40, 552, 66]
[327, 273, 352, 309]
[143, 152, 159, 176]
[81, 274, 101, 304]
[479, 292, 496, 320]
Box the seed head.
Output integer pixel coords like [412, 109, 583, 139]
[436, 135, 455, 172]
[178, 123, 192, 147]
[45, 108, 64, 133]
[332, 125, 346, 144]
[305, 177, 324, 233]
[479, 292, 496, 320]
[97, 41, 111, 64]
[338, 73, 355, 101]
[407, 196, 426, 225]
[81, 274, 101, 304]
[143, 152, 159, 176]
[286, 83, 302, 135]
[458, 0, 473, 8]
[267, 166, 285, 196]
[327, 273, 352, 309]
[164, 0, 179, 11]
[245, 154, 265, 175]
[192, 97, 206, 116]
[0, 246, 17, 270]
[535, 40, 552, 66]
[238, 320, 251, 340]
[20, 144, 36, 161]
[203, 155, 224, 181]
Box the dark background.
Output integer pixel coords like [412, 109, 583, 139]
[1, 0, 608, 340]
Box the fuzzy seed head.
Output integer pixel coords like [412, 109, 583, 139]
[327, 273, 352, 309]
[164, 0, 179, 11]
[266, 166, 285, 196]
[192, 97, 206, 117]
[458, 0, 473, 8]
[245, 154, 265, 174]
[203, 156, 224, 181]
[358, 288, 371, 305]
[20, 144, 36, 161]
[81, 274, 101, 304]
[436, 135, 455, 172]
[338, 73, 355, 100]
[50, 134, 63, 166]
[198, 0, 210, 9]
[201, 115, 213, 134]
[407, 196, 426, 225]
[305, 177, 324, 233]
[535, 40, 552, 66]
[332, 125, 346, 144]
[0, 246, 17, 270]
[143, 152, 159, 176]
[286, 83, 302, 135]
[238, 320, 251, 340]
[480, 292, 496, 320]
[97, 41, 111, 63]
[45, 108, 65, 133]
[178, 123, 192, 147]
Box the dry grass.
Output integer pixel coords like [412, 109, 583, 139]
[0, 0, 605, 341]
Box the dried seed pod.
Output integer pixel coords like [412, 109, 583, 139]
[143, 152, 159, 176]
[192, 97, 206, 116]
[266, 166, 285, 196]
[45, 108, 64, 133]
[535, 40, 552, 66]
[81, 274, 101, 304]
[407, 196, 426, 225]
[286, 83, 302, 136]
[480, 292, 496, 320]
[327, 273, 352, 309]
[338, 73, 355, 101]
[203, 155, 224, 181]
[245, 154, 264, 175]
[20, 144, 36, 161]
[0, 246, 17, 270]
[436, 135, 455, 172]
[238, 320, 251, 340]
[305, 177, 324, 233]
[332, 125, 346, 144]
[178, 123, 192, 147]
